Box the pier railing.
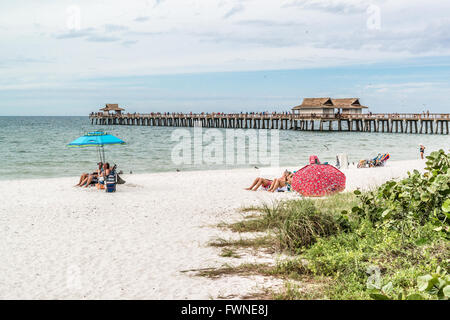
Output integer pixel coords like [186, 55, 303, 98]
[90, 112, 449, 119]
[89, 112, 450, 134]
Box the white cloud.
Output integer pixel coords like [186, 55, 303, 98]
[361, 81, 450, 112]
[0, 0, 449, 84]
[223, 3, 244, 19]
[282, 0, 373, 14]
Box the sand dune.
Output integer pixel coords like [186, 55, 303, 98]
[0, 159, 426, 299]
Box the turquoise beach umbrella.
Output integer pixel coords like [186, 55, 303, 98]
[67, 131, 126, 163]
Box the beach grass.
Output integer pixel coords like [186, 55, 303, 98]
[219, 248, 241, 258]
[221, 193, 357, 252]
[204, 150, 450, 300]
[209, 236, 275, 250]
[193, 263, 274, 279]
[208, 195, 448, 299]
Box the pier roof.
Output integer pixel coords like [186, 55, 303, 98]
[292, 98, 334, 110]
[332, 98, 368, 109]
[100, 104, 125, 111]
[292, 97, 368, 110]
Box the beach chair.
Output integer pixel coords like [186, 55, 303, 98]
[95, 165, 119, 192]
[357, 159, 368, 168]
[369, 154, 382, 167]
[375, 153, 390, 167]
[105, 165, 118, 193]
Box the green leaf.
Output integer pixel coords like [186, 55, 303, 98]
[370, 293, 390, 300]
[435, 266, 442, 275]
[382, 282, 394, 295]
[354, 190, 361, 195]
[417, 275, 433, 291]
[405, 294, 424, 300]
[437, 278, 447, 290]
[381, 209, 391, 219]
[387, 181, 397, 188]
[443, 285, 450, 298]
[443, 199, 450, 213]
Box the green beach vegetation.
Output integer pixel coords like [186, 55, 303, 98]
[206, 150, 450, 300]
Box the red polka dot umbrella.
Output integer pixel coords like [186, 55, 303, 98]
[291, 164, 346, 197]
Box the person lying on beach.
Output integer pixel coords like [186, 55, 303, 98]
[76, 162, 102, 187]
[245, 170, 292, 192]
[267, 171, 293, 193]
[245, 177, 273, 191]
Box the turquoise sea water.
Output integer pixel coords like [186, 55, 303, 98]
[0, 116, 448, 180]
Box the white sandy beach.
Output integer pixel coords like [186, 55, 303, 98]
[0, 159, 426, 299]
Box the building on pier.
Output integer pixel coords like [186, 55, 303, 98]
[331, 98, 368, 114]
[100, 104, 125, 116]
[292, 97, 368, 115]
[292, 98, 335, 115]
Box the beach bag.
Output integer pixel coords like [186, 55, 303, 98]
[106, 176, 116, 192]
[117, 175, 126, 185]
[105, 172, 117, 193]
[106, 183, 116, 193]
[309, 155, 320, 165]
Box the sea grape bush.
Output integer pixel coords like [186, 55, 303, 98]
[370, 267, 450, 300]
[349, 150, 450, 238]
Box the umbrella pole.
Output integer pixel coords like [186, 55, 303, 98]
[96, 146, 102, 163]
[101, 146, 105, 163]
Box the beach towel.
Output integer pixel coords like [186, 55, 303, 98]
[261, 180, 273, 190]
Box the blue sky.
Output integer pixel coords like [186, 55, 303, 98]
[1, 0, 450, 115]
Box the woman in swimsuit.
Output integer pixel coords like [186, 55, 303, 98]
[245, 171, 292, 192]
[80, 162, 110, 188]
[76, 162, 102, 187]
[95, 162, 111, 187]
[245, 177, 273, 191]
[267, 172, 293, 193]
[419, 144, 425, 159]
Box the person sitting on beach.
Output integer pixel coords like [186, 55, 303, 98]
[96, 163, 111, 187]
[80, 162, 111, 188]
[76, 162, 102, 187]
[267, 171, 293, 193]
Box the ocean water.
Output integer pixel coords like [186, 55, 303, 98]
[0, 116, 448, 180]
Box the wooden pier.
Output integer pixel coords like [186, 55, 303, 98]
[89, 112, 450, 134]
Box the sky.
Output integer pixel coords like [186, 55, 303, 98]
[1, 0, 450, 115]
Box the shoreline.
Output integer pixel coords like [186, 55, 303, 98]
[0, 159, 426, 299]
[1, 158, 426, 184]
